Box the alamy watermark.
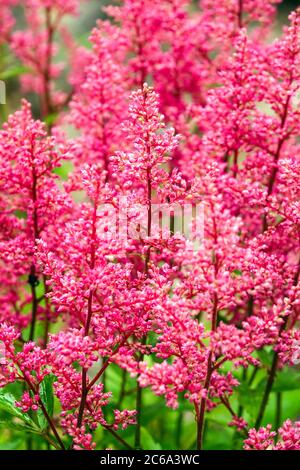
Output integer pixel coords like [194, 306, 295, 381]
[95, 197, 204, 252]
[292, 339, 300, 365]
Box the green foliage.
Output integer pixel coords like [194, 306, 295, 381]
[37, 374, 55, 430]
[0, 392, 34, 425]
[0, 392, 41, 438]
[0, 65, 30, 81]
[140, 427, 162, 450]
[258, 368, 300, 393]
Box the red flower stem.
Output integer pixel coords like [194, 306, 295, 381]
[28, 265, 38, 342]
[42, 7, 54, 119]
[76, 192, 98, 428]
[42, 274, 50, 348]
[103, 425, 133, 450]
[18, 366, 65, 450]
[196, 292, 218, 450]
[220, 397, 248, 437]
[237, 0, 243, 29]
[28, 138, 40, 342]
[133, 87, 153, 449]
[77, 332, 133, 431]
[263, 87, 292, 231]
[135, 160, 152, 449]
[87, 331, 133, 392]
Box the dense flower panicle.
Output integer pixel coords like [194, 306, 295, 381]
[110, 84, 179, 200]
[0, 323, 49, 388]
[275, 329, 300, 366]
[244, 420, 300, 450]
[48, 329, 99, 368]
[68, 25, 128, 180]
[0, 0, 300, 452]
[104, 0, 168, 88]
[229, 416, 248, 431]
[0, 0, 16, 42]
[275, 420, 300, 450]
[0, 101, 66, 191]
[6, 0, 82, 118]
[200, 0, 281, 39]
[0, 101, 72, 330]
[25, 0, 80, 15]
[244, 424, 277, 450]
[0, 100, 70, 252]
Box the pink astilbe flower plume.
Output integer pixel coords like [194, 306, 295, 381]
[0, 101, 71, 333]
[7, 0, 83, 119]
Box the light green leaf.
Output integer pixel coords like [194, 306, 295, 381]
[44, 112, 58, 126]
[0, 438, 23, 450]
[237, 384, 261, 419]
[257, 348, 273, 368]
[258, 368, 300, 393]
[0, 417, 40, 434]
[0, 392, 34, 426]
[37, 374, 55, 430]
[0, 65, 30, 80]
[141, 427, 162, 450]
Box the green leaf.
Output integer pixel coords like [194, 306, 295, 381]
[77, 33, 93, 48]
[237, 383, 261, 419]
[258, 368, 300, 393]
[13, 209, 27, 220]
[257, 348, 273, 368]
[232, 269, 243, 277]
[0, 417, 40, 434]
[0, 392, 34, 426]
[0, 438, 23, 450]
[141, 427, 161, 450]
[37, 374, 55, 430]
[274, 368, 300, 392]
[44, 112, 58, 126]
[141, 402, 166, 425]
[0, 65, 30, 80]
[53, 161, 73, 180]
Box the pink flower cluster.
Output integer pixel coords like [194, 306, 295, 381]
[0, 0, 299, 451]
[244, 420, 300, 450]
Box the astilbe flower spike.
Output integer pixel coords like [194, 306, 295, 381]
[0, 100, 71, 337]
[7, 0, 83, 120]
